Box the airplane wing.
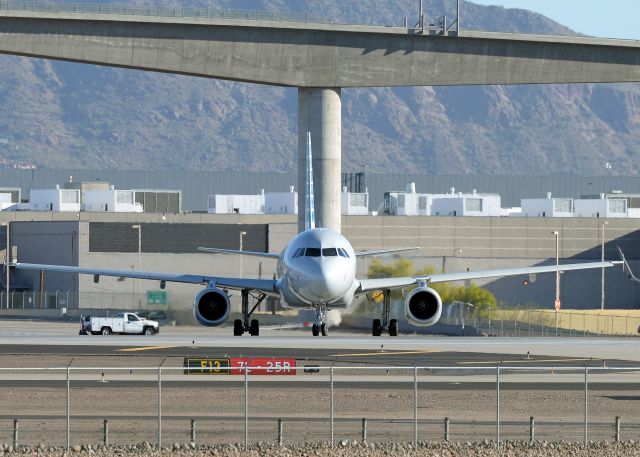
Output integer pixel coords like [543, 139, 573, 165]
[357, 260, 622, 293]
[197, 247, 280, 259]
[355, 247, 419, 257]
[13, 262, 278, 293]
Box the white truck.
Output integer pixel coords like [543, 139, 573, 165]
[80, 312, 159, 336]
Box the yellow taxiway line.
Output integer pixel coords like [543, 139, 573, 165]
[116, 346, 178, 352]
[331, 350, 435, 357]
[455, 357, 597, 365]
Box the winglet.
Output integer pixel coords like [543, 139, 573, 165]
[304, 131, 316, 231]
[617, 246, 640, 282]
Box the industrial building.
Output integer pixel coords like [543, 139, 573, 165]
[1, 213, 639, 324]
[208, 186, 368, 216]
[3, 168, 640, 213]
[384, 184, 504, 217]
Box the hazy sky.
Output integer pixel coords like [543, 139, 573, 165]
[470, 0, 640, 40]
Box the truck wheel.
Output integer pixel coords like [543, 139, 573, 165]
[144, 327, 155, 336]
[101, 327, 112, 335]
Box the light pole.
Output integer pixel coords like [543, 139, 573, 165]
[239, 231, 247, 278]
[132, 225, 141, 303]
[3, 222, 8, 308]
[601, 221, 608, 310]
[552, 231, 560, 307]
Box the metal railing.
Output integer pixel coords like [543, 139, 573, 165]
[0, 365, 639, 449]
[0, 0, 447, 32]
[0, 0, 337, 25]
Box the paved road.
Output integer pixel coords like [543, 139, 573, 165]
[1, 321, 639, 366]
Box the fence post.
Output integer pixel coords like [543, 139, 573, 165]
[496, 366, 500, 448]
[444, 417, 449, 442]
[413, 366, 418, 445]
[244, 366, 249, 451]
[12, 419, 18, 448]
[615, 416, 620, 442]
[361, 418, 367, 442]
[278, 419, 283, 446]
[626, 316, 629, 337]
[529, 416, 535, 442]
[103, 419, 109, 447]
[191, 419, 196, 444]
[330, 366, 334, 447]
[66, 365, 70, 451]
[584, 367, 589, 448]
[158, 367, 162, 449]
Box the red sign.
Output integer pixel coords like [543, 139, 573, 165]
[230, 358, 297, 375]
[554, 298, 561, 311]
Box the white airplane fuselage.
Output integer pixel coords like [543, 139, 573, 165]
[275, 228, 359, 309]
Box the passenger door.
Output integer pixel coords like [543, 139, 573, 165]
[124, 314, 143, 334]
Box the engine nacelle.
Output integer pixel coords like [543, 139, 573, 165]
[193, 287, 230, 327]
[405, 287, 443, 327]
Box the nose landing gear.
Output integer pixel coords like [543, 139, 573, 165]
[312, 305, 329, 336]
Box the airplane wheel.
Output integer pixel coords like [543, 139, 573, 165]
[372, 319, 382, 337]
[321, 323, 328, 336]
[250, 319, 259, 336]
[312, 324, 320, 336]
[233, 319, 244, 336]
[389, 319, 399, 337]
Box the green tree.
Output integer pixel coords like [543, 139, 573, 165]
[365, 258, 497, 311]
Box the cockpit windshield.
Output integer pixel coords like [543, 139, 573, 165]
[299, 247, 348, 257]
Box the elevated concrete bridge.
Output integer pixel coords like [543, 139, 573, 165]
[2, 6, 640, 232]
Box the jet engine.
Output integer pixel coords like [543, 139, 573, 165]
[193, 287, 230, 327]
[405, 287, 442, 327]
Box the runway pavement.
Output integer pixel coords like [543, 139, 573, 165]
[0, 321, 639, 367]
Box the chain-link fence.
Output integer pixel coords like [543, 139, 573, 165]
[1, 365, 639, 449]
[2, 289, 640, 337]
[440, 307, 640, 337]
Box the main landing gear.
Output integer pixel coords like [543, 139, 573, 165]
[372, 289, 399, 337]
[234, 290, 267, 336]
[311, 304, 329, 337]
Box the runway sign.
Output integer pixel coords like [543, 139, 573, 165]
[183, 357, 230, 375]
[230, 357, 297, 375]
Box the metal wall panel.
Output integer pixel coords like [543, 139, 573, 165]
[89, 222, 268, 253]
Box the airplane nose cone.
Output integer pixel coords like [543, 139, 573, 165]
[322, 265, 351, 298]
[297, 259, 352, 303]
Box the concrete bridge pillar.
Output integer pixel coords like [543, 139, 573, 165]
[297, 88, 342, 234]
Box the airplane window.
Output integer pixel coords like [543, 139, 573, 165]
[293, 248, 304, 258]
[337, 248, 347, 258]
[322, 248, 338, 257]
[305, 248, 321, 257]
[339, 248, 350, 258]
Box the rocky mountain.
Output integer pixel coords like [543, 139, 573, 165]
[0, 0, 638, 175]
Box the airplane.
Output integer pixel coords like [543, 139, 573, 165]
[12, 133, 625, 337]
